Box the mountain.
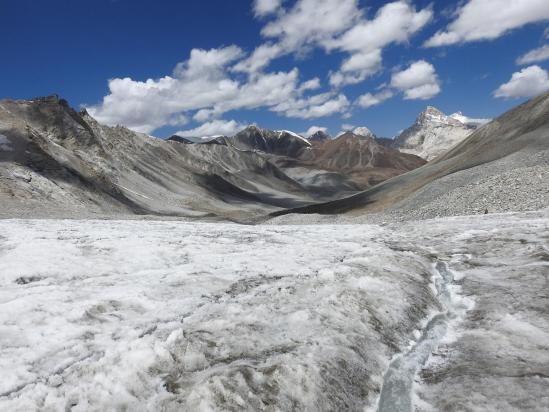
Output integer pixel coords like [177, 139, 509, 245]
[0, 96, 431, 221]
[308, 130, 331, 142]
[229, 126, 311, 157]
[298, 132, 426, 189]
[392, 106, 476, 161]
[271, 92, 549, 220]
[336, 126, 376, 139]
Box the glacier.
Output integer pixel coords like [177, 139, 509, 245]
[0, 210, 548, 411]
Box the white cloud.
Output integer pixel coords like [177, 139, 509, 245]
[253, 0, 283, 17]
[516, 44, 549, 65]
[425, 0, 549, 47]
[329, 50, 383, 87]
[357, 89, 394, 108]
[262, 0, 362, 51]
[298, 77, 321, 92]
[273, 93, 350, 119]
[391, 60, 441, 100]
[176, 119, 245, 138]
[232, 43, 283, 73]
[494, 65, 549, 98]
[193, 108, 217, 122]
[327, 1, 432, 87]
[303, 126, 328, 136]
[341, 123, 355, 131]
[327, 1, 432, 53]
[87, 46, 328, 133]
[243, 1, 432, 87]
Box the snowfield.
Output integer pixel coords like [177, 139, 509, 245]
[0, 211, 548, 411]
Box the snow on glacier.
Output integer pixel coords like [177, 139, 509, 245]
[0, 219, 439, 411]
[0, 211, 547, 411]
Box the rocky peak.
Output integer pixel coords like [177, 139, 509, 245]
[416, 106, 463, 127]
[308, 130, 331, 142]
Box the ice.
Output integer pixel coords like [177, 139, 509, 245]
[0, 210, 547, 410]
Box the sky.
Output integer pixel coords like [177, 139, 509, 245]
[1, 0, 549, 138]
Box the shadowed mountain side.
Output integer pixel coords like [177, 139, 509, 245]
[270, 92, 549, 218]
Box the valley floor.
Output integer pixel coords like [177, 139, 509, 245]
[0, 211, 548, 411]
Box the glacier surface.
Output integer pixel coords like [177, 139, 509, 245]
[0, 211, 547, 411]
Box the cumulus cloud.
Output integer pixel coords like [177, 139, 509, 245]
[357, 89, 394, 108]
[87, 45, 342, 133]
[298, 77, 321, 92]
[262, 0, 362, 51]
[253, 0, 283, 17]
[494, 65, 549, 98]
[391, 60, 441, 100]
[232, 43, 283, 73]
[327, 1, 432, 86]
[176, 119, 245, 138]
[241, 1, 431, 88]
[425, 0, 549, 47]
[329, 50, 383, 87]
[516, 45, 549, 65]
[87, 2, 438, 133]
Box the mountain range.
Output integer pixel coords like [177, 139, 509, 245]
[1, 94, 546, 222]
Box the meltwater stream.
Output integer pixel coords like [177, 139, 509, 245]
[377, 262, 455, 412]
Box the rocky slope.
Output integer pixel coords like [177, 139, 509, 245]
[392, 106, 476, 161]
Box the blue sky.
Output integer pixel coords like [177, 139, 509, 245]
[1, 0, 549, 138]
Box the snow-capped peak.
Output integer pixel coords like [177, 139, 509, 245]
[352, 127, 376, 139]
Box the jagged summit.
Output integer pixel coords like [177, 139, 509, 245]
[416, 106, 463, 127]
[308, 130, 331, 142]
